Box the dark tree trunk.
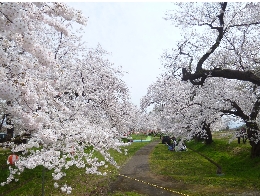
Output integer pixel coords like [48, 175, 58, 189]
[242, 135, 247, 144]
[238, 137, 241, 144]
[0, 114, 6, 131]
[202, 121, 213, 145]
[194, 134, 203, 142]
[250, 141, 260, 158]
[5, 101, 14, 139]
[205, 127, 213, 145]
[246, 122, 260, 158]
[6, 114, 14, 139]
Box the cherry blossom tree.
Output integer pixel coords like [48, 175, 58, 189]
[0, 2, 134, 193]
[163, 2, 260, 157]
[125, 104, 144, 133]
[141, 73, 219, 143]
[141, 69, 258, 147]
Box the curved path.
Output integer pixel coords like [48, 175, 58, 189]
[109, 140, 188, 196]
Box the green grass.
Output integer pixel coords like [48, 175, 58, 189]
[130, 134, 151, 140]
[110, 191, 148, 196]
[150, 132, 260, 196]
[2, 131, 259, 196]
[0, 141, 149, 196]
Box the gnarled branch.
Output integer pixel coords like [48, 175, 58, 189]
[182, 68, 260, 86]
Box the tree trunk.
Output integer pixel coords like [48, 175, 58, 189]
[250, 141, 260, 158]
[246, 122, 260, 158]
[203, 121, 213, 145]
[205, 126, 213, 145]
[6, 114, 14, 139]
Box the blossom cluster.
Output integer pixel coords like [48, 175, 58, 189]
[0, 2, 137, 194]
[141, 72, 260, 144]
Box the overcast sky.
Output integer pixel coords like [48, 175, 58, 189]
[67, 2, 181, 107]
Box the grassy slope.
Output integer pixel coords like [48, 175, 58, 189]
[2, 132, 260, 196]
[150, 131, 260, 196]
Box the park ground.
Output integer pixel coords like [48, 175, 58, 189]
[1, 130, 260, 196]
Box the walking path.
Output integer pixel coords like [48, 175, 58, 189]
[109, 140, 188, 196]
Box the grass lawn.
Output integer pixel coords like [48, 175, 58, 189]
[150, 131, 260, 196]
[1, 131, 260, 196]
[0, 141, 149, 196]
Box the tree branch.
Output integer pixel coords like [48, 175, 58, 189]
[250, 96, 260, 120]
[182, 68, 260, 86]
[221, 99, 249, 121]
[196, 2, 227, 72]
[228, 21, 260, 28]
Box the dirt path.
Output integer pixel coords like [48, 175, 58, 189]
[109, 140, 188, 196]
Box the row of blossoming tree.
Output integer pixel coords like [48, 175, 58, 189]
[0, 2, 146, 194]
[141, 2, 260, 157]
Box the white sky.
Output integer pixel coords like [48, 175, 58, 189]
[67, 2, 181, 107]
